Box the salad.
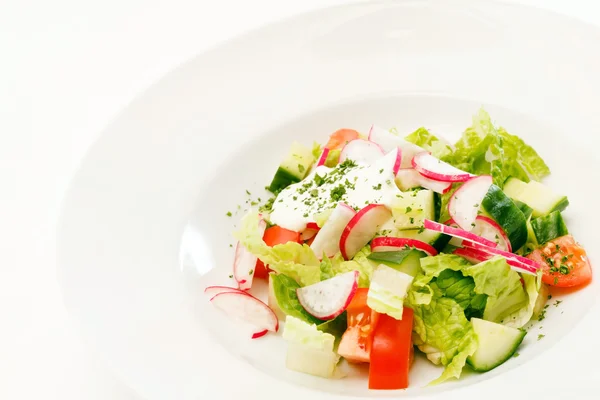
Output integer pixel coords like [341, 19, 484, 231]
[206, 109, 592, 390]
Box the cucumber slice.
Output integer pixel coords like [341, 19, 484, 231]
[367, 249, 424, 277]
[268, 142, 315, 193]
[481, 185, 528, 251]
[467, 318, 526, 372]
[514, 200, 533, 220]
[530, 211, 569, 245]
[391, 189, 435, 230]
[532, 283, 549, 320]
[504, 178, 569, 217]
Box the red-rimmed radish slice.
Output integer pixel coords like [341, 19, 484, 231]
[423, 219, 497, 248]
[368, 125, 424, 168]
[297, 271, 359, 320]
[311, 202, 356, 258]
[448, 175, 493, 230]
[412, 152, 473, 182]
[339, 204, 393, 260]
[301, 222, 320, 241]
[471, 216, 511, 252]
[204, 285, 249, 299]
[211, 291, 279, 336]
[317, 148, 330, 167]
[395, 168, 452, 194]
[251, 330, 269, 339]
[339, 139, 384, 164]
[234, 218, 267, 290]
[461, 241, 540, 275]
[444, 218, 464, 246]
[371, 237, 438, 256]
[453, 247, 490, 264]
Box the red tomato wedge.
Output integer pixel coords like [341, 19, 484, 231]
[338, 288, 380, 363]
[254, 226, 301, 279]
[527, 235, 592, 288]
[369, 308, 414, 390]
[325, 129, 360, 150]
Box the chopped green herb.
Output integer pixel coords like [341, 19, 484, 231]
[292, 196, 298, 201]
[538, 309, 546, 321]
[547, 294, 553, 300]
[474, 203, 479, 207]
[248, 269, 254, 275]
[310, 189, 318, 197]
[372, 183, 382, 190]
[561, 255, 569, 262]
[298, 164, 305, 173]
[417, 226, 425, 234]
[246, 190, 251, 195]
[228, 274, 233, 279]
[229, 244, 233, 248]
[226, 211, 232, 217]
[513, 352, 520, 358]
[303, 213, 309, 218]
[409, 217, 415, 224]
[250, 201, 258, 206]
[554, 300, 563, 307]
[385, 179, 392, 185]
[537, 334, 545, 341]
[554, 276, 559, 285]
[405, 206, 412, 213]
[559, 265, 569, 275]
[379, 168, 384, 174]
[314, 174, 325, 186]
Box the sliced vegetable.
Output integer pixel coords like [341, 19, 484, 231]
[447, 175, 493, 231]
[338, 288, 380, 363]
[310, 202, 356, 258]
[514, 200, 533, 220]
[267, 275, 286, 320]
[503, 177, 569, 217]
[481, 184, 528, 251]
[255, 225, 301, 279]
[368, 125, 424, 168]
[391, 189, 435, 230]
[466, 318, 526, 372]
[412, 152, 473, 182]
[530, 211, 569, 245]
[325, 128, 360, 150]
[211, 291, 279, 337]
[204, 285, 249, 299]
[461, 241, 539, 275]
[339, 204, 393, 260]
[371, 237, 437, 256]
[367, 264, 414, 319]
[423, 219, 498, 248]
[301, 222, 320, 241]
[297, 271, 359, 320]
[527, 235, 592, 288]
[339, 139, 385, 164]
[471, 215, 511, 252]
[369, 309, 414, 390]
[268, 141, 315, 193]
[316, 148, 330, 167]
[393, 228, 452, 253]
[234, 218, 267, 289]
[270, 273, 321, 324]
[395, 168, 452, 194]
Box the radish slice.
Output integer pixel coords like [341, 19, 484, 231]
[301, 222, 320, 241]
[233, 218, 267, 290]
[461, 241, 540, 275]
[395, 168, 452, 194]
[448, 175, 493, 231]
[204, 285, 249, 299]
[317, 148, 330, 167]
[339, 139, 385, 164]
[368, 125, 423, 168]
[423, 219, 498, 248]
[339, 204, 393, 260]
[444, 218, 464, 246]
[455, 245, 538, 275]
[311, 202, 356, 258]
[412, 152, 473, 182]
[251, 330, 268, 339]
[371, 237, 438, 256]
[471, 216, 511, 252]
[297, 271, 359, 320]
[211, 291, 279, 336]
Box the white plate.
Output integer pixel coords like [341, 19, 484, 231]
[57, 1, 600, 399]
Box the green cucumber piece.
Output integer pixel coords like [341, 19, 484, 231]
[514, 200, 533, 220]
[467, 318, 526, 372]
[367, 249, 424, 277]
[504, 178, 569, 217]
[394, 228, 451, 252]
[530, 211, 569, 245]
[481, 185, 528, 251]
[391, 189, 435, 229]
[268, 142, 315, 193]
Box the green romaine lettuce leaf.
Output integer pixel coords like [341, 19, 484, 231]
[501, 270, 543, 328]
[283, 316, 335, 351]
[234, 211, 320, 286]
[367, 264, 414, 319]
[270, 273, 321, 325]
[327, 247, 376, 288]
[405, 127, 452, 159]
[447, 108, 550, 187]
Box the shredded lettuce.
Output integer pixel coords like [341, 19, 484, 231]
[234, 211, 320, 286]
[367, 264, 414, 319]
[405, 127, 453, 159]
[445, 108, 550, 187]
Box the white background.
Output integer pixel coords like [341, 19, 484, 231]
[1, 0, 599, 399]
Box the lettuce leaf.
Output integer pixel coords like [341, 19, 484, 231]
[234, 211, 320, 286]
[271, 273, 322, 325]
[405, 127, 452, 159]
[367, 264, 414, 319]
[501, 270, 543, 328]
[410, 297, 478, 384]
[327, 247, 376, 288]
[283, 316, 335, 351]
[447, 108, 550, 187]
